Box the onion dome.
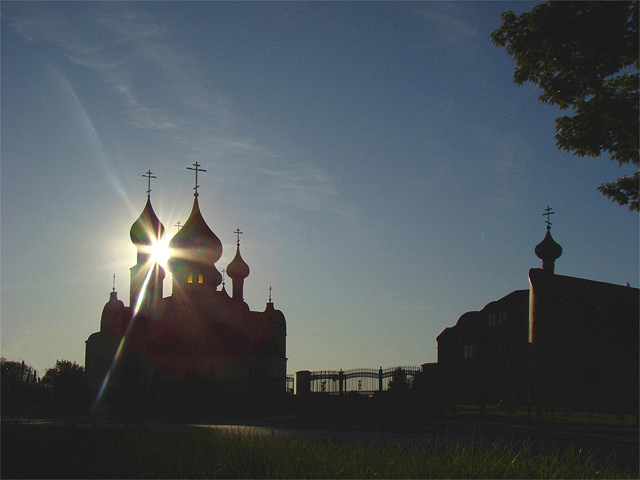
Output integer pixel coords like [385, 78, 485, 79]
[168, 196, 222, 265]
[227, 245, 250, 280]
[535, 227, 563, 273]
[130, 197, 165, 246]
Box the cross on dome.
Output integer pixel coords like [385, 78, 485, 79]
[543, 205, 555, 230]
[187, 162, 207, 197]
[142, 170, 157, 199]
[234, 228, 243, 246]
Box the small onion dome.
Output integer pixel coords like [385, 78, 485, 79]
[168, 196, 222, 265]
[227, 244, 250, 280]
[130, 197, 165, 245]
[535, 228, 562, 271]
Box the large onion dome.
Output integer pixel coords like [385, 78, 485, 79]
[168, 196, 222, 265]
[167, 196, 223, 289]
[535, 228, 562, 273]
[227, 245, 250, 281]
[130, 197, 165, 245]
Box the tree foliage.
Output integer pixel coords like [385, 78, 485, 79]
[42, 359, 87, 405]
[1, 358, 46, 411]
[387, 367, 411, 391]
[1, 358, 39, 393]
[491, 1, 639, 211]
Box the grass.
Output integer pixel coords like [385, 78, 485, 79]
[1, 422, 636, 479]
[449, 405, 639, 427]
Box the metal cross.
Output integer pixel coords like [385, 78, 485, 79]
[268, 286, 272, 303]
[142, 170, 156, 198]
[187, 162, 207, 197]
[543, 205, 555, 229]
[234, 228, 243, 246]
[175, 221, 182, 231]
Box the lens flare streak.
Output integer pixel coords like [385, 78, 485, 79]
[91, 260, 156, 414]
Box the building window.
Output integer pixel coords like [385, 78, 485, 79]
[498, 312, 507, 325]
[488, 313, 496, 327]
[187, 273, 193, 284]
[198, 273, 204, 284]
[464, 344, 474, 359]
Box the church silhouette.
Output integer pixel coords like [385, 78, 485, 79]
[86, 165, 287, 415]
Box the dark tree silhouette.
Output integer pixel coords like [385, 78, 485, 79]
[492, 1, 639, 211]
[42, 360, 87, 407]
[387, 367, 410, 391]
[1, 358, 45, 412]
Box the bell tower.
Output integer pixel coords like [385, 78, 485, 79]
[129, 171, 165, 313]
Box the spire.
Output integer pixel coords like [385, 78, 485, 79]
[534, 206, 562, 273]
[234, 228, 243, 246]
[130, 173, 166, 310]
[187, 162, 207, 197]
[265, 285, 276, 312]
[227, 228, 250, 300]
[130, 171, 165, 246]
[109, 273, 118, 303]
[142, 170, 156, 199]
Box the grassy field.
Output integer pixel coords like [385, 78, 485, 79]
[2, 422, 636, 479]
[447, 405, 639, 427]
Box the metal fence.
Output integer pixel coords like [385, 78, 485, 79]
[303, 366, 421, 395]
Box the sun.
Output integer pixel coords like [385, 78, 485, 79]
[146, 236, 172, 269]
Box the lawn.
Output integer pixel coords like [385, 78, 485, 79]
[2, 422, 636, 479]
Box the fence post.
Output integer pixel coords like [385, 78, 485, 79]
[378, 367, 383, 392]
[338, 370, 344, 395]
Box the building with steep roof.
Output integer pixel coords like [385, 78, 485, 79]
[85, 166, 287, 416]
[435, 209, 638, 415]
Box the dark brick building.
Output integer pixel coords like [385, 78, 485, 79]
[435, 220, 638, 415]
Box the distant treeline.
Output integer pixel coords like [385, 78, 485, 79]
[1, 358, 87, 415]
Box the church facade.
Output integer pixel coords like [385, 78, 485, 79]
[85, 166, 287, 415]
[435, 211, 638, 415]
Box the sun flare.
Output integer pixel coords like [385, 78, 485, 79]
[145, 237, 172, 269]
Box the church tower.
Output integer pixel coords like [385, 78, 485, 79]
[227, 228, 250, 301]
[167, 163, 223, 297]
[129, 171, 165, 314]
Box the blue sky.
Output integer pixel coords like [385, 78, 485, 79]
[2, 1, 638, 377]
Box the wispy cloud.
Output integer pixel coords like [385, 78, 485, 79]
[6, 3, 350, 220]
[414, 3, 479, 50]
